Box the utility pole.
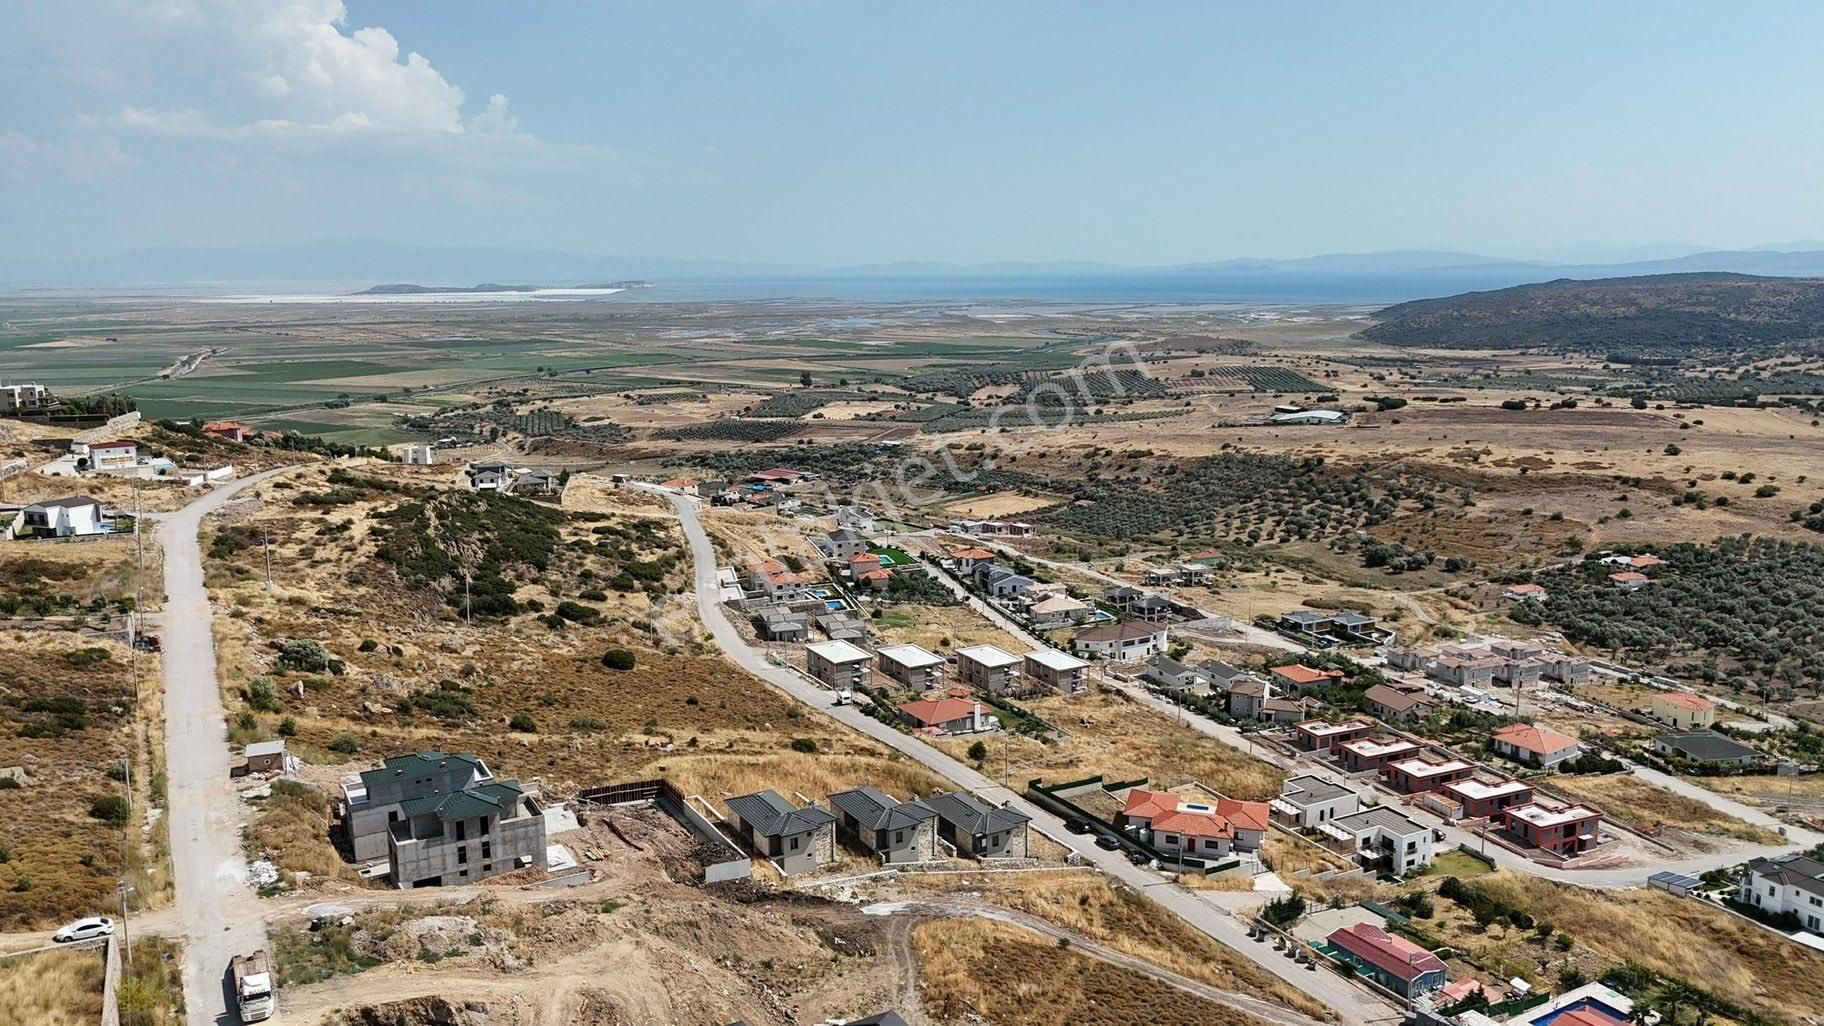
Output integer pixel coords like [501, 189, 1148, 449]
[117, 880, 133, 963]
[464, 571, 472, 625]
[262, 530, 274, 591]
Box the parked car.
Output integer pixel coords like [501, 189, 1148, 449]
[1065, 818, 1092, 834]
[53, 917, 116, 943]
[1094, 834, 1122, 851]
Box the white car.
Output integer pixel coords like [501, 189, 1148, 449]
[53, 917, 115, 943]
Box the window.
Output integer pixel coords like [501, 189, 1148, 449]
[789, 836, 800, 851]
[1163, 834, 1179, 846]
[480, 818, 491, 836]
[894, 830, 904, 844]
[481, 842, 492, 859]
[457, 847, 468, 865]
[456, 821, 466, 842]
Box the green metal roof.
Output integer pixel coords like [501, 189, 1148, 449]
[399, 780, 525, 823]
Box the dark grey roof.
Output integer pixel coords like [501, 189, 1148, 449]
[1103, 586, 1143, 599]
[30, 495, 103, 510]
[1132, 595, 1173, 609]
[726, 790, 837, 837]
[1744, 855, 1824, 899]
[849, 1014, 910, 1026]
[1331, 612, 1379, 627]
[1198, 660, 1250, 682]
[916, 791, 1030, 836]
[828, 528, 867, 543]
[358, 751, 484, 791]
[1332, 806, 1425, 835]
[1282, 774, 1353, 806]
[1146, 656, 1202, 679]
[828, 786, 937, 832]
[1649, 871, 1703, 889]
[1281, 610, 1330, 625]
[399, 780, 525, 822]
[1656, 729, 1758, 762]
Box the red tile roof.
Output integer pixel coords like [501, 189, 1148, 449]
[1558, 1008, 1630, 1026]
[949, 547, 995, 560]
[1272, 664, 1342, 686]
[1120, 789, 1269, 838]
[1492, 723, 1580, 756]
[899, 696, 976, 727]
[88, 439, 136, 449]
[1653, 691, 1714, 712]
[1609, 571, 1650, 583]
[1327, 923, 1447, 982]
[858, 569, 892, 581]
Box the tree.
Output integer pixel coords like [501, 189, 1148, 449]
[601, 648, 637, 671]
[967, 740, 990, 763]
[278, 717, 298, 738]
[799, 370, 814, 388]
[509, 713, 538, 733]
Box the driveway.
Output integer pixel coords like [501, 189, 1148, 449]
[638, 483, 1402, 1025]
[156, 467, 296, 1026]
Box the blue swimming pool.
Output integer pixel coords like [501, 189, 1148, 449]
[824, 599, 848, 611]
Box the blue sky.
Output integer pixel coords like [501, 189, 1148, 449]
[4, 1, 1823, 265]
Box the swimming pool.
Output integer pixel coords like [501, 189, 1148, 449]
[824, 599, 849, 612]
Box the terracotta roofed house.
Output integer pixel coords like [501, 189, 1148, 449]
[1120, 788, 1270, 857]
[1325, 922, 1447, 997]
[1491, 723, 1583, 769]
[1363, 682, 1436, 722]
[898, 692, 987, 735]
[1650, 691, 1716, 730]
[1609, 571, 1651, 590]
[1270, 663, 1345, 690]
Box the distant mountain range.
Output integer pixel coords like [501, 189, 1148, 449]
[1362, 272, 1824, 353]
[8, 239, 1824, 301]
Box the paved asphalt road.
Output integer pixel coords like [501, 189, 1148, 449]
[157, 468, 295, 1026]
[639, 484, 1402, 1025]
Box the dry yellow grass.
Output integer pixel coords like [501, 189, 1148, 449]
[644, 751, 949, 807]
[941, 492, 1058, 519]
[1549, 773, 1780, 843]
[937, 687, 1283, 803]
[914, 918, 1276, 1026]
[0, 948, 105, 1026]
[1430, 870, 1824, 1023]
[903, 870, 1331, 1021]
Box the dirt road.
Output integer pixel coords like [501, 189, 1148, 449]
[156, 467, 296, 1026]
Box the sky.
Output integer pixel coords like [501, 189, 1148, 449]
[4, 1, 1824, 267]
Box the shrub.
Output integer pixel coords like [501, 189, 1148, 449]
[508, 713, 538, 733]
[64, 647, 111, 669]
[278, 717, 298, 738]
[327, 732, 360, 755]
[967, 740, 990, 763]
[90, 794, 131, 827]
[569, 715, 607, 731]
[601, 649, 637, 671]
[788, 737, 819, 754]
[248, 675, 282, 713]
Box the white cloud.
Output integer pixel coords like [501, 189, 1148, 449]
[101, 0, 526, 142]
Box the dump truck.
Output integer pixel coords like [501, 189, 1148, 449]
[231, 950, 276, 1022]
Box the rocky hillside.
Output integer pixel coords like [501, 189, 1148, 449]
[1360, 272, 1824, 356]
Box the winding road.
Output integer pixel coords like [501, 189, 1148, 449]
[638, 483, 1402, 1025]
[156, 467, 296, 1026]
